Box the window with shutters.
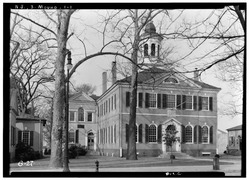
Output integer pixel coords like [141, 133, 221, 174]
[138, 92, 143, 108]
[186, 96, 193, 110]
[69, 130, 75, 144]
[70, 111, 75, 121]
[149, 93, 157, 108]
[148, 124, 157, 142]
[202, 126, 209, 143]
[167, 94, 175, 108]
[87, 112, 93, 122]
[201, 97, 209, 110]
[18, 131, 33, 146]
[78, 107, 84, 121]
[185, 125, 193, 143]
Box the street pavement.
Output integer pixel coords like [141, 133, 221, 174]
[9, 154, 242, 177]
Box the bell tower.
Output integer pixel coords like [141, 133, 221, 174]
[140, 21, 163, 67]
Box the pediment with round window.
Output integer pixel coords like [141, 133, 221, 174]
[164, 77, 178, 84]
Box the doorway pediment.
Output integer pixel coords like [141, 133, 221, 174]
[162, 118, 182, 126]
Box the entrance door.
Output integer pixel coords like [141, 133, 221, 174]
[166, 124, 180, 152]
[88, 132, 94, 150]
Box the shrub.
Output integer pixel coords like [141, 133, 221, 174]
[68, 144, 88, 159]
[15, 142, 41, 162]
[77, 145, 88, 156]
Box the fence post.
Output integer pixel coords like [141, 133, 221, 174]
[95, 160, 99, 172]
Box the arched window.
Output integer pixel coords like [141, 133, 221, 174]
[151, 44, 155, 56]
[144, 44, 148, 56]
[166, 124, 176, 132]
[164, 77, 178, 84]
[185, 125, 193, 143]
[202, 126, 209, 143]
[78, 107, 84, 121]
[149, 124, 157, 142]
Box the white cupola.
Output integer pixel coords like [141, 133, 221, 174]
[140, 21, 163, 66]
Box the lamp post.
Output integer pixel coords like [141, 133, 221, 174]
[63, 51, 73, 172]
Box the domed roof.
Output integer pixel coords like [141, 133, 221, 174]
[145, 22, 156, 34]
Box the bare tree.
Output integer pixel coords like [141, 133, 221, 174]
[10, 13, 55, 116]
[72, 83, 96, 95]
[11, 9, 76, 168]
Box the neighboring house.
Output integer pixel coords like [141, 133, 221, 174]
[16, 114, 46, 156]
[68, 92, 98, 151]
[217, 129, 228, 154]
[9, 80, 18, 162]
[96, 22, 221, 157]
[227, 125, 242, 155]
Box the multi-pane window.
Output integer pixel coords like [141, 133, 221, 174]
[69, 131, 75, 143]
[78, 107, 84, 121]
[202, 126, 209, 143]
[201, 97, 209, 110]
[69, 111, 75, 121]
[186, 96, 193, 109]
[167, 94, 175, 108]
[149, 94, 157, 108]
[148, 125, 157, 142]
[22, 131, 29, 145]
[87, 112, 92, 122]
[185, 125, 193, 143]
[18, 131, 33, 146]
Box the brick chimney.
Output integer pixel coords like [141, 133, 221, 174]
[111, 61, 117, 84]
[102, 72, 107, 93]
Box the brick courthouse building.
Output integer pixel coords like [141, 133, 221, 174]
[70, 22, 221, 157]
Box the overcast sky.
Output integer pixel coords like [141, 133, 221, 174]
[10, 7, 243, 131]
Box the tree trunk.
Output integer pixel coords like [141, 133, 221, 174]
[49, 10, 73, 168]
[126, 10, 139, 160]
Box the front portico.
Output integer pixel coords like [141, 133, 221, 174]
[162, 118, 182, 153]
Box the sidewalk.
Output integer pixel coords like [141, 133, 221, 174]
[9, 155, 242, 176]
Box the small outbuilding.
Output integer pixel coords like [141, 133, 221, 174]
[226, 125, 242, 155]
